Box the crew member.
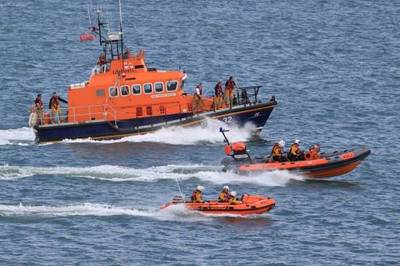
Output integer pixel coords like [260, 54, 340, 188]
[49, 92, 60, 124]
[229, 191, 242, 205]
[49, 92, 68, 124]
[123, 48, 131, 59]
[97, 52, 106, 72]
[192, 83, 204, 114]
[218, 185, 231, 202]
[305, 144, 321, 160]
[214, 81, 224, 109]
[224, 76, 236, 107]
[97, 52, 106, 66]
[191, 185, 204, 203]
[270, 140, 286, 162]
[34, 94, 44, 125]
[288, 139, 305, 161]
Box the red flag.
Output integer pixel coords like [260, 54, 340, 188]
[80, 32, 95, 42]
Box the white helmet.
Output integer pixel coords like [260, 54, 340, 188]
[294, 139, 300, 144]
[223, 185, 229, 191]
[314, 144, 320, 151]
[196, 185, 204, 191]
[278, 140, 285, 147]
[230, 191, 237, 197]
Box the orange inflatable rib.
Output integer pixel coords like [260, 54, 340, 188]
[239, 148, 370, 178]
[161, 194, 276, 216]
[222, 147, 371, 179]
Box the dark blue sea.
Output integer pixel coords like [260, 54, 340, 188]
[1, 0, 399, 265]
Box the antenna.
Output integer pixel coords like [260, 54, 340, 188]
[118, 0, 124, 53]
[118, 0, 123, 30]
[87, 4, 92, 27]
[175, 178, 186, 203]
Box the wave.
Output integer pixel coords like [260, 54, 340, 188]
[0, 202, 270, 220]
[61, 118, 255, 145]
[0, 202, 153, 218]
[0, 202, 219, 221]
[0, 127, 35, 146]
[0, 164, 303, 186]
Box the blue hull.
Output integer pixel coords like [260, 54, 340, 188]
[34, 101, 276, 143]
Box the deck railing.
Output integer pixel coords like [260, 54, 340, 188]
[39, 86, 273, 126]
[234, 86, 262, 106]
[42, 101, 184, 126]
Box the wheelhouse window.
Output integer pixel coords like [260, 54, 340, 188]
[167, 81, 178, 91]
[109, 87, 118, 97]
[155, 82, 164, 93]
[144, 83, 152, 94]
[132, 84, 141, 95]
[120, 85, 129, 96]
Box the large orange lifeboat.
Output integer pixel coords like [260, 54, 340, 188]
[161, 194, 276, 216]
[30, 9, 277, 143]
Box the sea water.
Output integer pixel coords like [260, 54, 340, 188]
[0, 0, 399, 265]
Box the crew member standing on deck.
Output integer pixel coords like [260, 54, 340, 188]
[214, 81, 224, 109]
[49, 92, 68, 124]
[34, 94, 44, 125]
[224, 76, 236, 107]
[97, 52, 106, 72]
[192, 83, 203, 114]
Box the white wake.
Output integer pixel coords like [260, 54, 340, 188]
[0, 202, 212, 222]
[0, 164, 303, 186]
[62, 118, 255, 145]
[0, 119, 255, 146]
[0, 127, 35, 146]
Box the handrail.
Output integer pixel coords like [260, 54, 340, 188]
[234, 86, 262, 106]
[40, 87, 271, 126]
[42, 101, 185, 125]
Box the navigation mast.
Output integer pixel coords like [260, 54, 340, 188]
[95, 4, 125, 61]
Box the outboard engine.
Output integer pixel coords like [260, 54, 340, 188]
[224, 142, 247, 156]
[220, 128, 252, 171]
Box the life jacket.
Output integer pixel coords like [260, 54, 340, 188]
[218, 191, 230, 202]
[271, 144, 282, 157]
[229, 196, 241, 205]
[191, 190, 202, 203]
[35, 98, 43, 109]
[214, 84, 223, 96]
[51, 97, 60, 111]
[305, 148, 320, 160]
[225, 79, 235, 91]
[289, 144, 300, 156]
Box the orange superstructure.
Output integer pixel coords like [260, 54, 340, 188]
[66, 49, 210, 123]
